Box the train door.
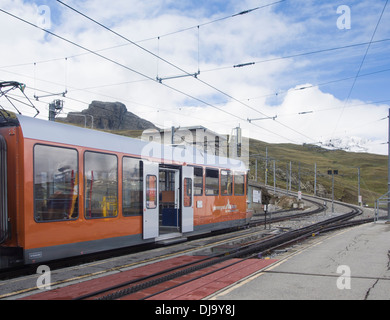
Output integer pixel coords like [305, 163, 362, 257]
[181, 166, 194, 233]
[159, 167, 180, 236]
[143, 161, 159, 239]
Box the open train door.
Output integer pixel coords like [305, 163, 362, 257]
[143, 161, 159, 239]
[181, 166, 194, 233]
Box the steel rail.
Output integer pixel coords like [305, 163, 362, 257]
[79, 202, 362, 300]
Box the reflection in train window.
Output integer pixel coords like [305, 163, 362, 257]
[184, 178, 192, 207]
[205, 168, 219, 196]
[221, 170, 232, 196]
[34, 144, 79, 222]
[123, 157, 143, 216]
[85, 151, 118, 219]
[193, 166, 203, 196]
[146, 175, 157, 209]
[234, 173, 245, 195]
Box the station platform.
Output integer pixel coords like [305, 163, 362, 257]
[209, 221, 390, 300]
[21, 255, 277, 300]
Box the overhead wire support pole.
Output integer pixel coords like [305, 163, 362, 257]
[265, 147, 268, 186]
[327, 170, 338, 214]
[314, 163, 317, 196]
[358, 167, 361, 206]
[332, 171, 335, 214]
[388, 108, 390, 220]
[273, 160, 276, 194]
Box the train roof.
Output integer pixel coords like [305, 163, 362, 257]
[16, 115, 247, 171]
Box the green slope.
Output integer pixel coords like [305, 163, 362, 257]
[248, 139, 387, 206]
[55, 116, 387, 207]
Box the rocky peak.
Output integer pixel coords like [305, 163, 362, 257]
[58, 101, 158, 131]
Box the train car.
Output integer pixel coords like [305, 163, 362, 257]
[0, 114, 251, 268]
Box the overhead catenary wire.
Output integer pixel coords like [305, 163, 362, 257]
[133, 0, 287, 42]
[330, 0, 389, 138]
[6, 58, 390, 115]
[0, 5, 304, 144]
[201, 37, 390, 74]
[2, 1, 389, 101]
[1, 66, 244, 132]
[0, 9, 241, 120]
[2, 3, 388, 147]
[55, 0, 318, 144]
[245, 67, 390, 103]
[54, 0, 389, 144]
[4, 74, 216, 130]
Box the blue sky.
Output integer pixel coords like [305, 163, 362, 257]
[0, 0, 389, 154]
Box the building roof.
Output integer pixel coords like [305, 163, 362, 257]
[16, 115, 246, 171]
[143, 125, 228, 141]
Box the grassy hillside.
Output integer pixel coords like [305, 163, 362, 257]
[248, 139, 387, 206]
[97, 128, 388, 206]
[114, 128, 387, 206]
[55, 118, 387, 206]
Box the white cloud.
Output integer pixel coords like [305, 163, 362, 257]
[0, 0, 389, 154]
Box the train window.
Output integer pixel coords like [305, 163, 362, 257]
[221, 170, 232, 196]
[34, 145, 79, 222]
[234, 173, 245, 195]
[123, 157, 143, 216]
[146, 175, 157, 209]
[183, 178, 192, 207]
[205, 168, 219, 196]
[193, 167, 203, 196]
[84, 152, 118, 219]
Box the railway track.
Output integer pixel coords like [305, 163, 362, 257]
[0, 191, 324, 281]
[250, 196, 326, 227]
[71, 200, 364, 300]
[2, 192, 371, 300]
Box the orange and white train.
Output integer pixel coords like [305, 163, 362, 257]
[0, 115, 251, 268]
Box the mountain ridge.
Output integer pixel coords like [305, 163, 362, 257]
[56, 100, 158, 131]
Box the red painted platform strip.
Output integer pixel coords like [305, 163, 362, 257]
[143, 258, 277, 300]
[22, 256, 277, 300]
[22, 255, 208, 300]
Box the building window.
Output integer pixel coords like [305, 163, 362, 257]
[123, 157, 143, 216]
[205, 168, 219, 195]
[34, 144, 78, 222]
[85, 151, 118, 218]
[221, 170, 232, 195]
